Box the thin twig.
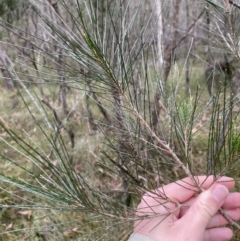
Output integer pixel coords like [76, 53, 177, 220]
[229, 0, 240, 9]
[219, 208, 240, 229]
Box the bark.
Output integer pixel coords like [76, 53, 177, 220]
[113, 90, 130, 205]
[151, 0, 182, 133]
[57, 49, 69, 115]
[85, 89, 98, 131]
[88, 84, 112, 126]
[163, 0, 182, 82]
[0, 51, 14, 90]
[205, 3, 213, 94]
[47, 0, 69, 115]
[185, 2, 190, 96]
[156, 0, 163, 67]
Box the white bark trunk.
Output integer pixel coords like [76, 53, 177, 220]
[155, 0, 163, 67]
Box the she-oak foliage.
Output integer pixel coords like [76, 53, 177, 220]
[0, 0, 240, 240]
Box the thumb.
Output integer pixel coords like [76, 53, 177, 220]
[181, 185, 229, 233]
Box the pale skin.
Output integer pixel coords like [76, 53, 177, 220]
[132, 176, 240, 241]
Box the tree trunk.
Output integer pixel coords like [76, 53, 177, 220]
[156, 0, 163, 67]
[163, 0, 182, 82]
[0, 51, 14, 90]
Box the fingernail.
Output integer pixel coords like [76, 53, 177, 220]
[211, 185, 228, 202]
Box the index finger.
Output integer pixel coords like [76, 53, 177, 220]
[146, 175, 234, 205]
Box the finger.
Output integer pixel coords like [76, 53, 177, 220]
[180, 192, 240, 218]
[222, 192, 240, 209]
[179, 191, 240, 218]
[183, 192, 240, 208]
[204, 227, 233, 241]
[136, 176, 234, 225]
[180, 207, 240, 228]
[207, 209, 240, 228]
[179, 185, 229, 238]
[139, 176, 234, 208]
[153, 176, 234, 204]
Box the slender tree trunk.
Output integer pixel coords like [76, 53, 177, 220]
[151, 0, 169, 133]
[205, 3, 213, 96]
[185, 2, 190, 96]
[156, 0, 163, 67]
[0, 51, 14, 90]
[86, 89, 98, 131]
[47, 0, 69, 115]
[113, 90, 130, 205]
[88, 84, 112, 126]
[163, 0, 182, 82]
[57, 48, 69, 115]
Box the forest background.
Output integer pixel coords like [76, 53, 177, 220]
[0, 0, 240, 240]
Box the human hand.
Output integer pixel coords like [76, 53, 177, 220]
[131, 176, 240, 241]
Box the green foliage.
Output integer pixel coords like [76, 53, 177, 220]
[177, 98, 194, 128]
